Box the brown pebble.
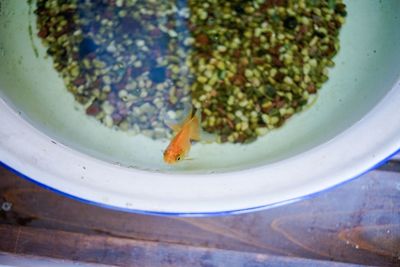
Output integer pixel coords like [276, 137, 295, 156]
[73, 77, 86, 86]
[196, 33, 209, 45]
[220, 135, 228, 142]
[307, 83, 317, 94]
[274, 72, 285, 82]
[103, 10, 114, 19]
[115, 82, 126, 90]
[239, 58, 249, 66]
[233, 49, 241, 58]
[269, 45, 281, 56]
[37, 27, 48, 38]
[150, 28, 162, 37]
[252, 37, 261, 46]
[253, 58, 264, 65]
[275, 100, 285, 108]
[86, 102, 101, 116]
[272, 56, 284, 68]
[232, 74, 246, 86]
[225, 118, 234, 129]
[260, 0, 287, 11]
[296, 26, 308, 41]
[261, 105, 273, 113]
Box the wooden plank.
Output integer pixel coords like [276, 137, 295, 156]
[377, 160, 400, 172]
[0, 225, 365, 267]
[0, 166, 400, 266]
[391, 152, 400, 161]
[0, 252, 109, 267]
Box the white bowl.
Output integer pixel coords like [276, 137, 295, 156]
[1, 0, 400, 215]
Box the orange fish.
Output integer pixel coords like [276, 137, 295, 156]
[163, 108, 200, 164]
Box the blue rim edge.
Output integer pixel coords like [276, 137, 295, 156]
[1, 147, 399, 217]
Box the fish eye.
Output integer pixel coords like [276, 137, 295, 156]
[177, 156, 181, 161]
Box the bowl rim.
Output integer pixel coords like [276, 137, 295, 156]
[1, 79, 400, 216]
[1, 147, 398, 217]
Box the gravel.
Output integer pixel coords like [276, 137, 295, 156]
[34, 0, 346, 143]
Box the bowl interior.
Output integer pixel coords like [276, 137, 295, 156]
[1, 0, 400, 173]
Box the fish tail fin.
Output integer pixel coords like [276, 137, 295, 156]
[165, 120, 182, 133]
[164, 105, 192, 133]
[165, 106, 198, 134]
[189, 108, 217, 142]
[188, 107, 201, 141]
[200, 130, 218, 143]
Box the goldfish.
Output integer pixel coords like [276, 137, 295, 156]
[163, 108, 200, 164]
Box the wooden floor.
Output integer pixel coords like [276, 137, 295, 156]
[0, 161, 399, 266]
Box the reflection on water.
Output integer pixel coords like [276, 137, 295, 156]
[34, 0, 346, 143]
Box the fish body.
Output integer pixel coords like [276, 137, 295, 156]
[163, 109, 200, 164]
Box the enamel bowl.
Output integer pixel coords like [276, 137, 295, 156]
[1, 0, 400, 215]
